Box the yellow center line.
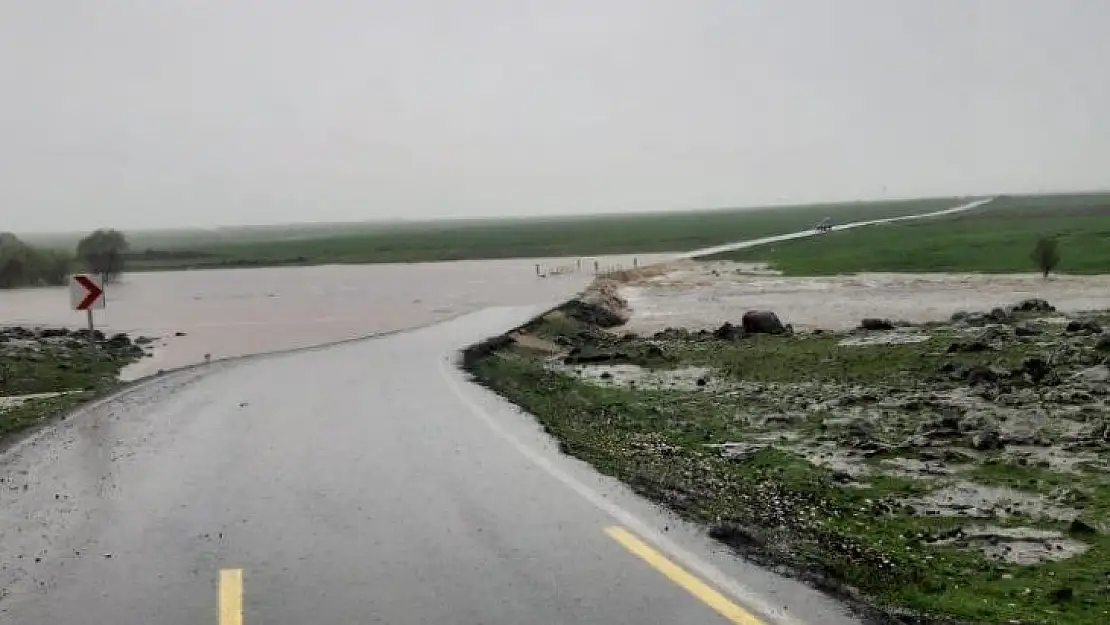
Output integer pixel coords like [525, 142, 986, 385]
[605, 526, 766, 625]
[219, 568, 243, 625]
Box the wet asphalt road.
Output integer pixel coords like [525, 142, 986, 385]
[0, 306, 861, 624]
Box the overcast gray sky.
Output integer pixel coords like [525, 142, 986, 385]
[2, 1, 1108, 231]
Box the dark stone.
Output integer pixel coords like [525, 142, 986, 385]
[709, 522, 765, 548]
[1050, 587, 1075, 603]
[948, 339, 990, 353]
[1066, 319, 1102, 334]
[1095, 335, 1110, 352]
[965, 366, 998, 386]
[1014, 322, 1041, 337]
[970, 430, 1004, 451]
[38, 328, 70, 338]
[1013, 298, 1055, 312]
[695, 377, 708, 387]
[839, 418, 877, 446]
[860, 318, 895, 331]
[174, 331, 188, 337]
[741, 310, 785, 335]
[105, 333, 131, 348]
[713, 322, 745, 341]
[988, 307, 1011, 322]
[830, 470, 854, 484]
[1019, 356, 1052, 383]
[564, 350, 627, 365]
[962, 313, 990, 327]
[1069, 518, 1098, 536]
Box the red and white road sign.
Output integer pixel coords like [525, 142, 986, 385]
[70, 274, 106, 311]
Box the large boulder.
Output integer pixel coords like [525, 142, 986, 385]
[741, 310, 786, 335]
[860, 318, 895, 331]
[1065, 319, 1102, 335]
[1013, 298, 1055, 313]
[1015, 356, 1054, 385]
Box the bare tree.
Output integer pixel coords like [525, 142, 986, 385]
[1030, 236, 1060, 279]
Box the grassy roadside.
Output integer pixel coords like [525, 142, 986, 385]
[465, 301, 1110, 624]
[0, 327, 147, 442]
[705, 193, 1110, 275]
[108, 197, 966, 271]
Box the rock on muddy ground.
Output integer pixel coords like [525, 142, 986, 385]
[617, 262, 1110, 336]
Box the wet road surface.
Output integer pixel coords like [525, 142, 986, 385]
[679, 197, 995, 258]
[0, 306, 859, 625]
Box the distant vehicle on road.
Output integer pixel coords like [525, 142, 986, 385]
[815, 217, 833, 233]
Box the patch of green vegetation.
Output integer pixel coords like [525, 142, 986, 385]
[1, 331, 143, 442]
[707, 192, 1110, 275]
[103, 197, 965, 270]
[968, 460, 1084, 494]
[474, 352, 1110, 622]
[1, 345, 134, 396]
[671, 332, 1039, 386]
[0, 393, 91, 439]
[467, 308, 1110, 623]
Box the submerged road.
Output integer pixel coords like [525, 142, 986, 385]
[0, 307, 859, 624]
[0, 200, 999, 624]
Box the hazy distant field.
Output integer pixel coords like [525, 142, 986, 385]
[24, 197, 971, 271]
[706, 193, 1110, 274]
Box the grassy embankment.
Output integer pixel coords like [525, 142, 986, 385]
[705, 193, 1110, 274]
[0, 329, 145, 442]
[88, 197, 969, 271]
[466, 299, 1110, 624]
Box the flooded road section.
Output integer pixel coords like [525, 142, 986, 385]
[0, 254, 669, 380]
[621, 261, 1110, 334]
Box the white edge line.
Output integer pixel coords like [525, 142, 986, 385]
[440, 359, 806, 625]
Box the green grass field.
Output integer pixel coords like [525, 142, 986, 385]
[43, 197, 967, 271]
[705, 193, 1110, 275]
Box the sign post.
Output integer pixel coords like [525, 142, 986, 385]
[70, 274, 106, 349]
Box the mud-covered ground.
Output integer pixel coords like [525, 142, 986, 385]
[620, 260, 1110, 335]
[0, 327, 149, 441]
[466, 287, 1110, 625]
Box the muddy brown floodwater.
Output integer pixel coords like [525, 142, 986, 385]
[621, 260, 1110, 334]
[0, 254, 669, 380]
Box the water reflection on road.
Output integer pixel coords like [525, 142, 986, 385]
[0, 254, 670, 380]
